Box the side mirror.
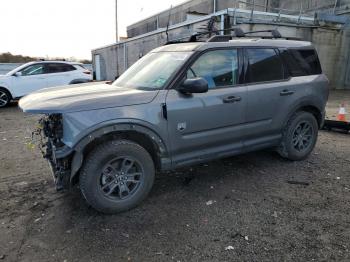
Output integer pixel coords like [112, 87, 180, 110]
[13, 72, 22, 77]
[178, 77, 208, 94]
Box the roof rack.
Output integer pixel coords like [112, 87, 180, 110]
[206, 29, 300, 42]
[165, 27, 300, 45]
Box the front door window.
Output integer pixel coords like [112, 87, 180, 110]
[20, 64, 45, 76]
[186, 49, 239, 89]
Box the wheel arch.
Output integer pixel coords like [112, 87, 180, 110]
[297, 105, 323, 128]
[69, 123, 170, 185]
[0, 86, 13, 100]
[284, 99, 324, 130]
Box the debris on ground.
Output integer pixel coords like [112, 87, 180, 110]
[182, 175, 194, 186]
[287, 180, 310, 186]
[206, 200, 216, 206]
[14, 181, 28, 187]
[230, 233, 249, 241]
[225, 246, 234, 251]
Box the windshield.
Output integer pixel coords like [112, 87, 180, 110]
[113, 51, 192, 90]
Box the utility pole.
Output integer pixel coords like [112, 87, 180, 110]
[116, 0, 119, 42]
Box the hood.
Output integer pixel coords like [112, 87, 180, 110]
[19, 82, 159, 114]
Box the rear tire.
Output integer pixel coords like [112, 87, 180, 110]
[277, 111, 318, 161]
[0, 88, 11, 108]
[79, 139, 155, 214]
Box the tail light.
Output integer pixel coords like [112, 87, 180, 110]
[83, 70, 91, 75]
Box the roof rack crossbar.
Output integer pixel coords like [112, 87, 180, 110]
[166, 28, 298, 45]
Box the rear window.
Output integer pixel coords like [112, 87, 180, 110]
[246, 48, 284, 83]
[280, 48, 322, 77]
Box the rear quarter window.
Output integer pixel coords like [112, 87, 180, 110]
[280, 48, 322, 77]
[74, 64, 87, 70]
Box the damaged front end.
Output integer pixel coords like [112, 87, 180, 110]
[34, 114, 72, 191]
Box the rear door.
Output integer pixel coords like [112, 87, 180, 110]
[45, 63, 77, 87]
[243, 47, 324, 149]
[243, 48, 292, 148]
[166, 48, 247, 167]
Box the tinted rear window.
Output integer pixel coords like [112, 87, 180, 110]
[280, 48, 322, 77]
[246, 48, 284, 83]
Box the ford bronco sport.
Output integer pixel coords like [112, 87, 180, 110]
[19, 38, 329, 213]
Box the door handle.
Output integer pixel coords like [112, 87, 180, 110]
[280, 89, 295, 96]
[223, 96, 242, 103]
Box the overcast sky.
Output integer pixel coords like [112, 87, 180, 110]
[0, 0, 187, 60]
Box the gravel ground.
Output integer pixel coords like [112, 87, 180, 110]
[0, 102, 349, 262]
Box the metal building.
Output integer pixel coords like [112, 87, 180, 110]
[92, 0, 350, 89]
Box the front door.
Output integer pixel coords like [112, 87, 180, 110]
[11, 63, 47, 97]
[166, 49, 247, 167]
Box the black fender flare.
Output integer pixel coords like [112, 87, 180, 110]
[69, 123, 170, 184]
[283, 98, 324, 130]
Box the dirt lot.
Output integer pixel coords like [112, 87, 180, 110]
[0, 102, 349, 262]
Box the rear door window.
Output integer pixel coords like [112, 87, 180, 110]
[45, 63, 76, 74]
[245, 48, 284, 83]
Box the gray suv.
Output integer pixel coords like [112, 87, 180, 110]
[20, 39, 329, 213]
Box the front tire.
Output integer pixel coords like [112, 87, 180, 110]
[0, 89, 11, 108]
[79, 139, 155, 214]
[278, 111, 318, 161]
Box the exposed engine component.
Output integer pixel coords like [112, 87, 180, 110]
[41, 114, 64, 146]
[34, 114, 71, 191]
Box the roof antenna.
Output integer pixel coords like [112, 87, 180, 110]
[165, 5, 173, 43]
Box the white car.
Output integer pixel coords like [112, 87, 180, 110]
[0, 61, 92, 107]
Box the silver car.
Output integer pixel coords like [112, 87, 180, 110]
[19, 39, 329, 213]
